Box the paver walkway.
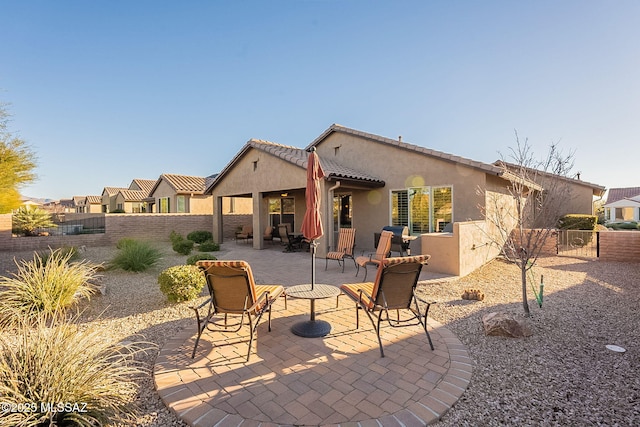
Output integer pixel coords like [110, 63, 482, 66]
[154, 243, 472, 426]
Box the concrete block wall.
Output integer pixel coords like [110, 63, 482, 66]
[599, 231, 640, 262]
[104, 214, 213, 244]
[0, 213, 213, 252]
[222, 214, 252, 241]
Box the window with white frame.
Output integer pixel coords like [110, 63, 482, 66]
[391, 186, 452, 234]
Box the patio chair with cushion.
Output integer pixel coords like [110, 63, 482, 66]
[340, 254, 434, 357]
[263, 225, 274, 244]
[235, 225, 253, 244]
[325, 228, 357, 272]
[191, 260, 286, 361]
[278, 224, 302, 252]
[355, 230, 393, 281]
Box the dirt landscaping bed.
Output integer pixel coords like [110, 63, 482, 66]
[1, 247, 638, 426]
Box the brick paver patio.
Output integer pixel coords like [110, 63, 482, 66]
[154, 243, 472, 426]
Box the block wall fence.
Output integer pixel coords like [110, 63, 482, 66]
[0, 213, 213, 252]
[1, 214, 638, 263]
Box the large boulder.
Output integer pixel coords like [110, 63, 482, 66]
[482, 312, 533, 338]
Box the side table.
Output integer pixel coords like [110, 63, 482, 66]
[287, 284, 341, 338]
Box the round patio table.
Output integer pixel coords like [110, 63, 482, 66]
[287, 284, 341, 338]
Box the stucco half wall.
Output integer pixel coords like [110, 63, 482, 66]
[420, 221, 501, 276]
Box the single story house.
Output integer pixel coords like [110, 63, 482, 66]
[146, 173, 213, 214]
[75, 195, 102, 213]
[205, 124, 605, 276]
[604, 187, 640, 222]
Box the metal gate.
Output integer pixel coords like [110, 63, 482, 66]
[557, 230, 598, 258]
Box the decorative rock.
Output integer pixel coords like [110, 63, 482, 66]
[462, 288, 485, 301]
[482, 312, 533, 337]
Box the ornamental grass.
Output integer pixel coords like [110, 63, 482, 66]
[0, 316, 153, 427]
[0, 248, 99, 326]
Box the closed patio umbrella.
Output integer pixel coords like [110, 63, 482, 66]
[301, 147, 325, 290]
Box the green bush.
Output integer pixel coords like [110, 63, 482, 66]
[0, 317, 150, 426]
[187, 230, 213, 244]
[158, 265, 206, 302]
[608, 221, 639, 230]
[198, 240, 220, 252]
[116, 238, 137, 249]
[110, 208, 125, 213]
[558, 214, 597, 230]
[186, 253, 216, 265]
[0, 248, 99, 326]
[172, 239, 194, 255]
[110, 240, 162, 272]
[169, 230, 183, 245]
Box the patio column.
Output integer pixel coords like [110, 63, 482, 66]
[252, 191, 265, 250]
[213, 196, 223, 244]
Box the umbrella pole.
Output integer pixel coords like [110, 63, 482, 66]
[310, 239, 317, 290]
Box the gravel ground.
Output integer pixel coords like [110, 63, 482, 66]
[1, 246, 639, 426]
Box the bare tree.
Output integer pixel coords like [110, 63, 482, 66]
[479, 131, 575, 316]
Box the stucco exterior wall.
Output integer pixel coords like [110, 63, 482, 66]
[188, 195, 214, 214]
[315, 133, 492, 253]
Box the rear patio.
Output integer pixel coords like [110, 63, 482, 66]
[153, 243, 470, 426]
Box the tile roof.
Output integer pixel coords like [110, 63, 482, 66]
[117, 189, 147, 201]
[307, 124, 504, 176]
[86, 195, 102, 204]
[130, 179, 157, 195]
[495, 161, 606, 196]
[158, 174, 207, 194]
[204, 139, 385, 193]
[103, 186, 127, 196]
[605, 187, 640, 204]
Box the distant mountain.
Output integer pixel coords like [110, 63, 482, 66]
[22, 196, 55, 204]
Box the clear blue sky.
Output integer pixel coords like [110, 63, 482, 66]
[1, 1, 638, 200]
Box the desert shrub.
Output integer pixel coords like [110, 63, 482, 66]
[187, 230, 213, 244]
[12, 205, 57, 236]
[116, 237, 137, 249]
[110, 240, 162, 272]
[38, 245, 79, 265]
[0, 317, 151, 426]
[169, 230, 183, 244]
[558, 214, 597, 230]
[198, 240, 220, 252]
[110, 208, 125, 213]
[158, 265, 206, 302]
[186, 253, 216, 265]
[0, 249, 99, 326]
[172, 239, 194, 255]
[608, 221, 639, 230]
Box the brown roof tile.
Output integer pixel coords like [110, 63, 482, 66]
[160, 174, 207, 193]
[606, 187, 640, 204]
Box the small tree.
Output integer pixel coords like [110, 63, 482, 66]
[12, 205, 57, 236]
[0, 103, 37, 213]
[479, 131, 575, 316]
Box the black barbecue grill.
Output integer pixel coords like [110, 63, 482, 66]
[374, 226, 413, 256]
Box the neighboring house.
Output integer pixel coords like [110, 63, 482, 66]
[101, 186, 128, 213]
[603, 187, 640, 222]
[147, 174, 213, 214]
[205, 124, 605, 276]
[115, 189, 148, 213]
[129, 178, 156, 195]
[76, 195, 103, 213]
[101, 179, 156, 213]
